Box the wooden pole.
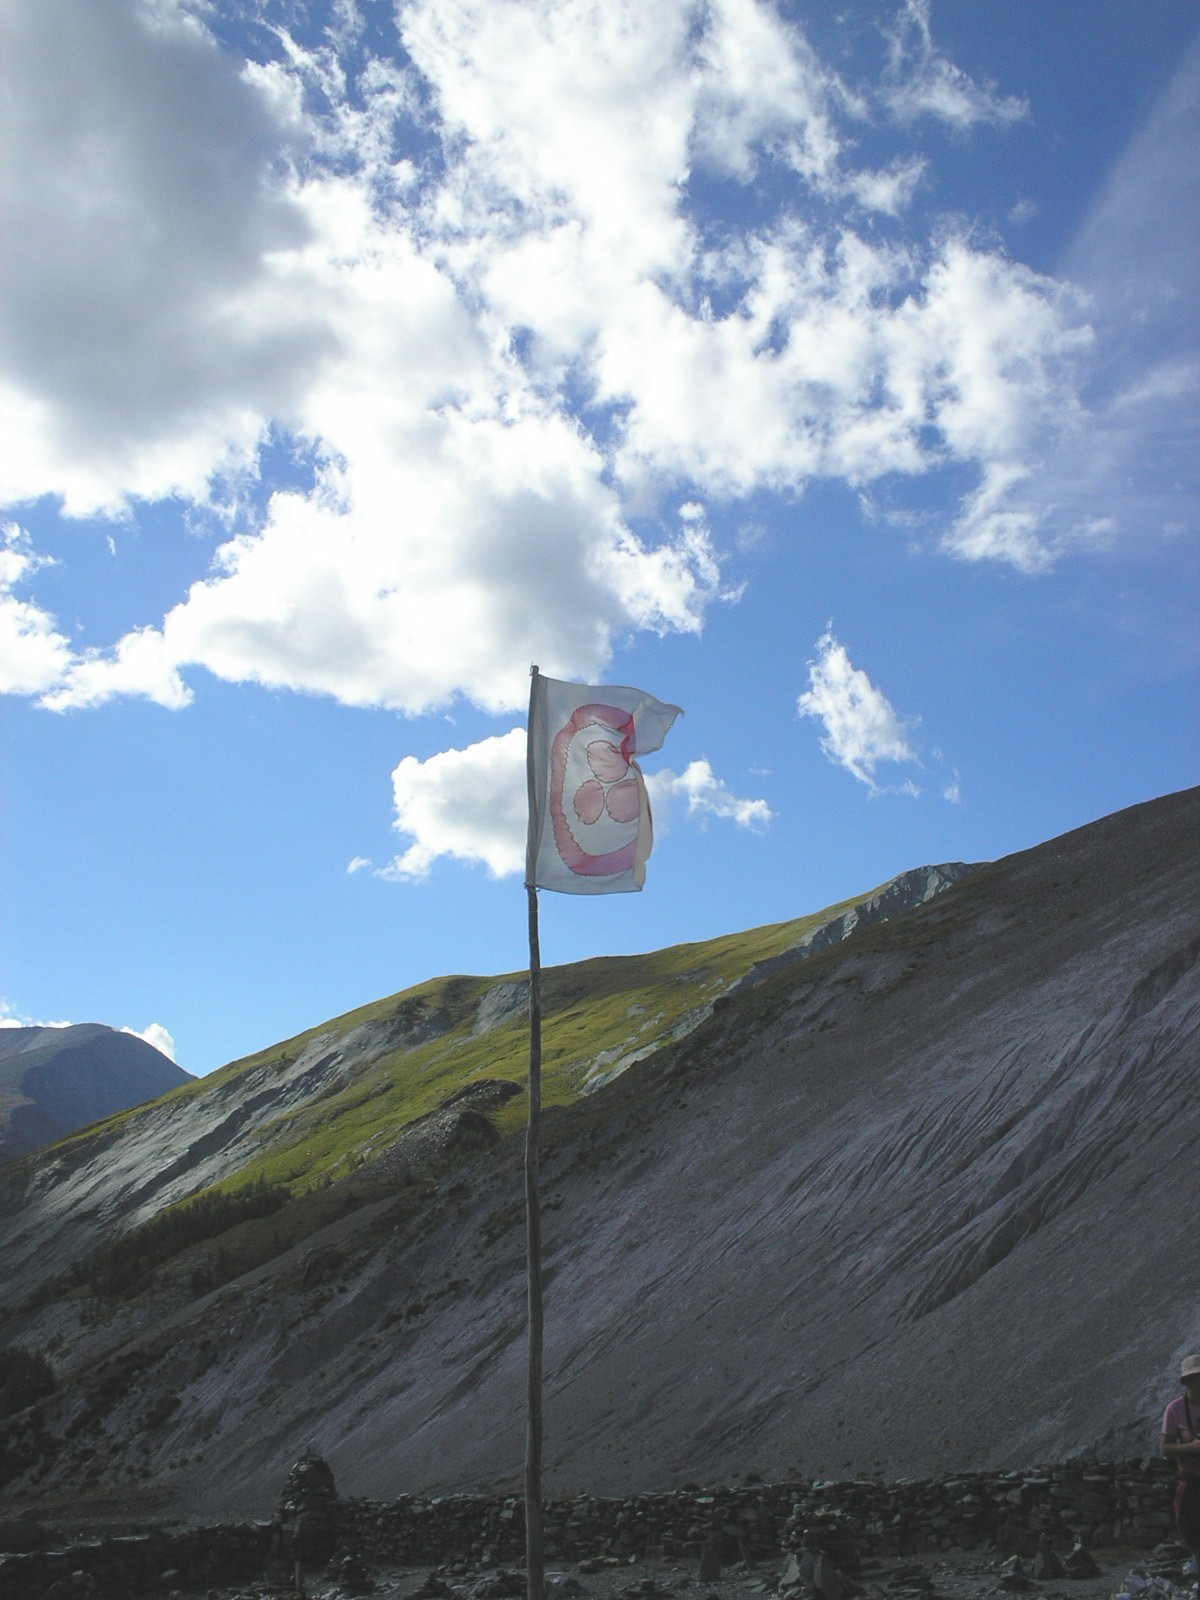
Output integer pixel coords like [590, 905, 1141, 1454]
[525, 882, 545, 1600]
[525, 663, 545, 1600]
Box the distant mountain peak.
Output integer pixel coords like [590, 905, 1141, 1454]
[0, 1023, 190, 1164]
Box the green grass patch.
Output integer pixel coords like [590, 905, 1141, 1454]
[34, 877, 921, 1305]
[146, 890, 886, 1203]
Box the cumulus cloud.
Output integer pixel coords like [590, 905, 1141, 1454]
[0, 0, 1098, 723]
[0, 523, 77, 695]
[42, 624, 191, 712]
[648, 760, 774, 830]
[383, 729, 529, 880]
[382, 727, 770, 880]
[42, 421, 726, 716]
[0, 0, 328, 516]
[0, 1001, 72, 1030]
[798, 631, 920, 793]
[122, 1022, 178, 1062]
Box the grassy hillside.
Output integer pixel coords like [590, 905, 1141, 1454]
[16, 891, 887, 1296]
[4, 872, 964, 1316]
[161, 893, 875, 1197]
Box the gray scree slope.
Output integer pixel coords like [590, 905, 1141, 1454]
[0, 786, 1196, 1515]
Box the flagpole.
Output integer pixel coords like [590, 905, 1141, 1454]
[525, 669, 545, 1600]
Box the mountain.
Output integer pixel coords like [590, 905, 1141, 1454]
[0, 1024, 191, 1164]
[0, 860, 973, 1311]
[0, 788, 1196, 1521]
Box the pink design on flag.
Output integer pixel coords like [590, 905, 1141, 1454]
[550, 702, 642, 878]
[526, 673, 682, 895]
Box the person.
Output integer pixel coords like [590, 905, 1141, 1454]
[1162, 1354, 1200, 1585]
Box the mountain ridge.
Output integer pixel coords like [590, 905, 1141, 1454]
[0, 1024, 190, 1165]
[0, 858, 973, 1313]
[0, 787, 1197, 1518]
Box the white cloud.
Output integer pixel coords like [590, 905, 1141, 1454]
[648, 759, 773, 829]
[846, 156, 926, 217]
[933, 38, 1200, 570]
[383, 729, 529, 880]
[798, 631, 920, 793]
[0, 1001, 72, 1030]
[0, 0, 1098, 725]
[122, 1022, 178, 1062]
[346, 855, 371, 875]
[0, 0, 328, 516]
[383, 727, 770, 880]
[0, 523, 77, 695]
[596, 228, 1087, 523]
[1047, 37, 1200, 557]
[42, 624, 192, 712]
[689, 0, 844, 185]
[40, 427, 725, 716]
[882, 0, 1027, 131]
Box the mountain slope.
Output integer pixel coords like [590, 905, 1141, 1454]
[0, 1024, 190, 1163]
[0, 861, 970, 1310]
[0, 790, 1196, 1517]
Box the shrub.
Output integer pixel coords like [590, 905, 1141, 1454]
[72, 1178, 289, 1298]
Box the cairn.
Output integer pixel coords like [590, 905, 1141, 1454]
[277, 1451, 341, 1570]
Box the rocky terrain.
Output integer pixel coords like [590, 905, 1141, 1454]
[0, 1024, 190, 1163]
[0, 786, 1196, 1525]
[1, 1455, 1194, 1600]
[0, 1540, 1185, 1600]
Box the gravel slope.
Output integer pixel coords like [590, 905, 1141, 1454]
[1, 787, 1197, 1515]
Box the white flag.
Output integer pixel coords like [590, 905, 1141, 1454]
[526, 672, 682, 894]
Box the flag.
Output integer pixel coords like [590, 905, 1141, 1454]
[525, 671, 682, 894]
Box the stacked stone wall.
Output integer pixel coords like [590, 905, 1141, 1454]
[0, 1459, 1180, 1598]
[340, 1458, 1179, 1567]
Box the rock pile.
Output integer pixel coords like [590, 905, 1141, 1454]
[277, 1450, 340, 1568]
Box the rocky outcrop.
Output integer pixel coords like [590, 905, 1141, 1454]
[730, 862, 980, 997]
[363, 1079, 521, 1184]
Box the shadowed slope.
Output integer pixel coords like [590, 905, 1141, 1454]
[250, 786, 1199, 1501]
[0, 789, 1195, 1515]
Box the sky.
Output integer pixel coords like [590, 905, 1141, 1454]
[1, 0, 1197, 1078]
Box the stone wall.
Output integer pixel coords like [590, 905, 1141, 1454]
[338, 1458, 1179, 1568]
[0, 1459, 1180, 1598]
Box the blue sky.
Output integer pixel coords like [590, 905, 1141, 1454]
[2, 0, 1197, 1077]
